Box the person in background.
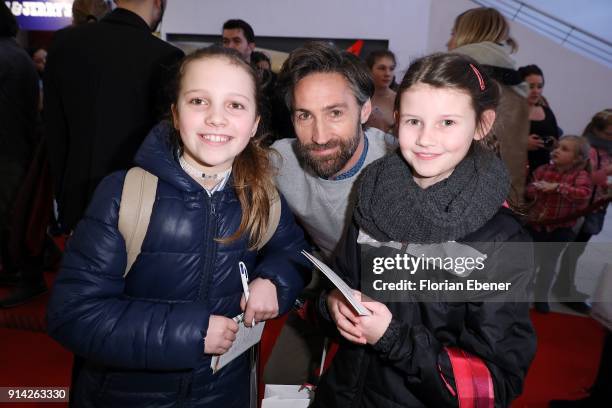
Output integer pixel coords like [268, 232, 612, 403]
[364, 50, 397, 134]
[448, 7, 530, 204]
[252, 50, 272, 71]
[250, 50, 279, 144]
[44, 0, 183, 234]
[71, 0, 111, 25]
[526, 135, 592, 314]
[556, 109, 612, 313]
[519, 64, 561, 179]
[31, 48, 47, 111]
[0, 2, 43, 307]
[222, 18, 255, 62]
[31, 48, 47, 77]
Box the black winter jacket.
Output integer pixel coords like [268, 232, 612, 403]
[314, 208, 536, 408]
[44, 8, 184, 231]
[46, 122, 310, 407]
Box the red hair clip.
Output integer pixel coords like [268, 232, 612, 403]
[469, 63, 486, 91]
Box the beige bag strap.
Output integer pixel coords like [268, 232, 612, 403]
[257, 188, 281, 250]
[118, 167, 158, 277]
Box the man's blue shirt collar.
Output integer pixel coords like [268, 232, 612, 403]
[327, 135, 369, 181]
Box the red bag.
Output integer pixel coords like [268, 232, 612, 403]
[444, 347, 494, 408]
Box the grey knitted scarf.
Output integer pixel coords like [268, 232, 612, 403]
[354, 143, 510, 244]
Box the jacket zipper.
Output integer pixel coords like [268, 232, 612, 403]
[198, 193, 218, 302]
[352, 349, 370, 406]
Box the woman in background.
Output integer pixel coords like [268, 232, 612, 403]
[365, 50, 397, 134]
[448, 7, 530, 203]
[519, 64, 561, 179]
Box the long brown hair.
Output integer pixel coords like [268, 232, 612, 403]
[583, 109, 612, 137]
[170, 46, 276, 250]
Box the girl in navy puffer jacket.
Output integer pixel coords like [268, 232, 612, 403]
[46, 46, 310, 407]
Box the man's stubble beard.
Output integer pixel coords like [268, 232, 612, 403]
[296, 120, 362, 178]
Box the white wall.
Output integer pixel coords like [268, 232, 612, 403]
[163, 0, 611, 134]
[428, 0, 612, 135]
[162, 0, 431, 74]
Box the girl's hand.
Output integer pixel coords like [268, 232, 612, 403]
[326, 289, 366, 344]
[356, 293, 393, 345]
[204, 315, 239, 355]
[240, 277, 279, 327]
[538, 181, 559, 193]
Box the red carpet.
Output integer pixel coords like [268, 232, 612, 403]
[0, 282, 605, 407]
[512, 311, 606, 407]
[0, 271, 55, 332]
[0, 328, 71, 408]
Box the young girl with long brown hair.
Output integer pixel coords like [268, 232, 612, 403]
[47, 46, 309, 407]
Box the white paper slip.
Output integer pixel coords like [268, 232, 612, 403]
[210, 315, 265, 373]
[261, 384, 313, 408]
[301, 250, 371, 316]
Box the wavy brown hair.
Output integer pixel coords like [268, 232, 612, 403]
[583, 109, 612, 137]
[170, 46, 276, 250]
[452, 7, 518, 53]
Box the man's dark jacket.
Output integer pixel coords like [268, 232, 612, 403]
[0, 37, 39, 226]
[44, 8, 184, 231]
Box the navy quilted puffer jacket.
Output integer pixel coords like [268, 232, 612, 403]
[46, 122, 310, 407]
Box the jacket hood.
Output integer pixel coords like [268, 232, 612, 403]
[134, 121, 203, 193]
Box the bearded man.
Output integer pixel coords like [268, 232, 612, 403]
[265, 42, 393, 385]
[272, 41, 392, 261]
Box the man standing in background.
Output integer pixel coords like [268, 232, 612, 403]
[222, 18, 256, 62]
[0, 2, 42, 306]
[44, 0, 183, 233]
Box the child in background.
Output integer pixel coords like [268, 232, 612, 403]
[526, 135, 592, 313]
[46, 46, 310, 407]
[556, 109, 612, 313]
[313, 53, 536, 407]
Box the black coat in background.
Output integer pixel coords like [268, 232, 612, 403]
[43, 8, 184, 231]
[0, 37, 39, 244]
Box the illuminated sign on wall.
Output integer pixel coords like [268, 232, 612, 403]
[5, 0, 73, 31]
